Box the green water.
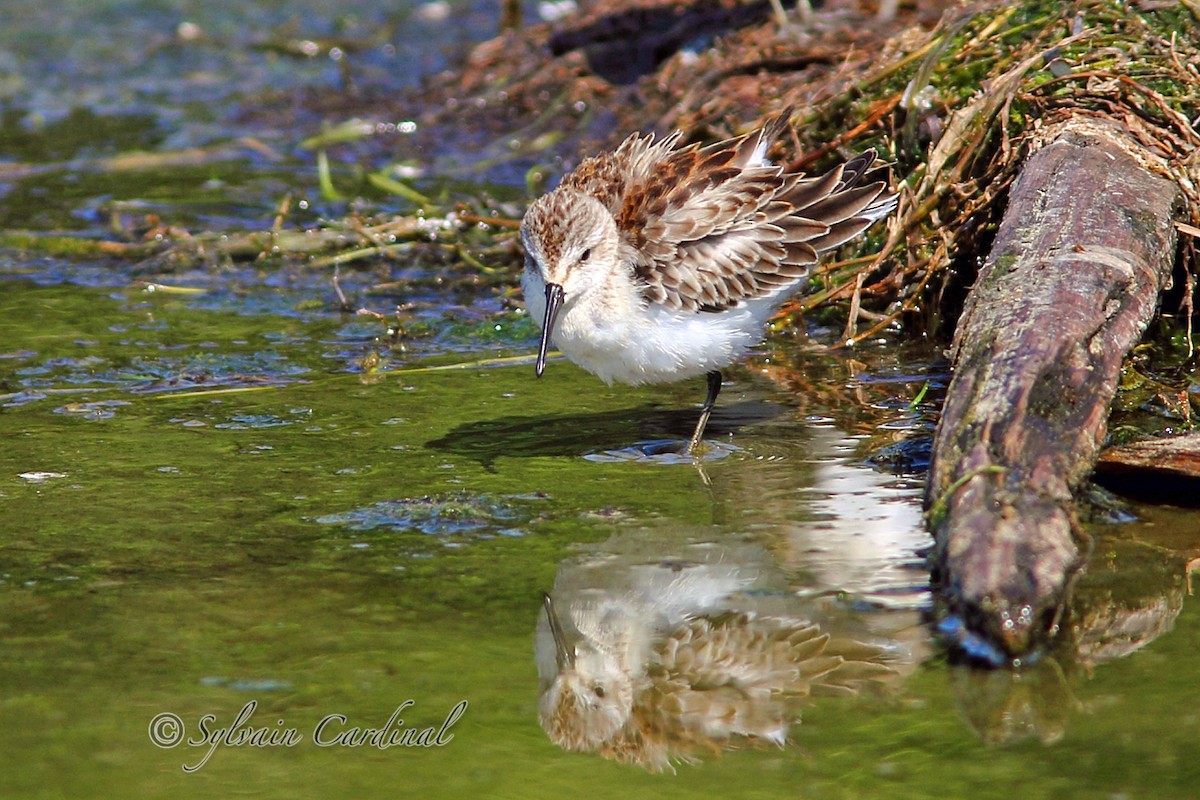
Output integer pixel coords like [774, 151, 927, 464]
[0, 278, 1197, 798]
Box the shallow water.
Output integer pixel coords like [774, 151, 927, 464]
[2, 276, 1198, 799]
[2, 2, 1200, 798]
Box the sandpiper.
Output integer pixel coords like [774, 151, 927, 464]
[520, 110, 897, 454]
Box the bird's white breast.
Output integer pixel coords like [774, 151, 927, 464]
[554, 286, 789, 386]
[523, 237, 801, 387]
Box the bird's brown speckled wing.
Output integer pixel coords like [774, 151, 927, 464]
[571, 116, 894, 313]
[558, 127, 685, 217]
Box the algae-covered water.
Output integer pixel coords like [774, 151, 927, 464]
[3, 275, 1198, 799]
[2, 2, 1200, 799]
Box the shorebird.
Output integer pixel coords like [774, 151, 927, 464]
[519, 110, 896, 454]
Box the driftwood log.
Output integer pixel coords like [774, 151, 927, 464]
[1097, 432, 1200, 483]
[1094, 432, 1200, 502]
[926, 116, 1183, 660]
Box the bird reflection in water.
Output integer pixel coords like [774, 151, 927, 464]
[535, 534, 903, 770]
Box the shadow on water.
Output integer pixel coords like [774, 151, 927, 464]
[426, 400, 786, 467]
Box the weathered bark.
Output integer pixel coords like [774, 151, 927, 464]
[1094, 433, 1200, 500]
[927, 117, 1182, 659]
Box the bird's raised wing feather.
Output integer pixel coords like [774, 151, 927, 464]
[584, 116, 893, 313]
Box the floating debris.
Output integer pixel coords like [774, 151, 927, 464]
[314, 491, 546, 541]
[17, 472, 68, 483]
[52, 400, 132, 420]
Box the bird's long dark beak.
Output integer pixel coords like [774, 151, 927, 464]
[542, 592, 574, 670]
[535, 282, 564, 378]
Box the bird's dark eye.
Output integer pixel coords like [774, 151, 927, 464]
[593, 685, 605, 698]
[579, 248, 591, 263]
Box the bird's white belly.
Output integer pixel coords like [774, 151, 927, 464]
[553, 298, 775, 386]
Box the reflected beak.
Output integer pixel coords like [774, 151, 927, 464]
[542, 592, 574, 670]
[535, 283, 564, 378]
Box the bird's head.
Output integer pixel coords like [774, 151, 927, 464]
[519, 189, 621, 376]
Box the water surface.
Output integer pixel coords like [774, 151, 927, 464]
[1, 2, 1199, 798]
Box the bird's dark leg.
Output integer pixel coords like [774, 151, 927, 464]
[684, 370, 722, 456]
